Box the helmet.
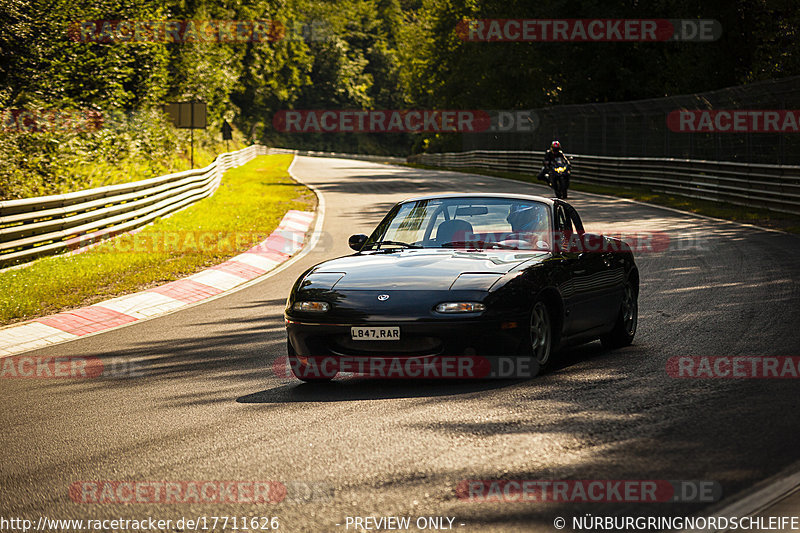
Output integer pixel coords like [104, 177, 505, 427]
[507, 204, 546, 232]
[551, 140, 561, 152]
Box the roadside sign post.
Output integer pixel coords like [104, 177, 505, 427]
[191, 104, 194, 167]
[164, 102, 207, 168]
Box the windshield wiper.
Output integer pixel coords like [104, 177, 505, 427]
[441, 240, 518, 250]
[365, 240, 422, 250]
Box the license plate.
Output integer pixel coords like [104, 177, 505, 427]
[351, 326, 400, 341]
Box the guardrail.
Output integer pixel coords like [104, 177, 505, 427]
[408, 151, 800, 215]
[0, 144, 267, 269]
[267, 147, 407, 165]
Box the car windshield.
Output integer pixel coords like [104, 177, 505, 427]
[364, 197, 552, 251]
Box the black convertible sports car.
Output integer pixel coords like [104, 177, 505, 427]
[284, 194, 638, 381]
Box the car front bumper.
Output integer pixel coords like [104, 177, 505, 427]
[285, 316, 528, 359]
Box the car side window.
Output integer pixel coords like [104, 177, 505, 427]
[555, 204, 581, 253]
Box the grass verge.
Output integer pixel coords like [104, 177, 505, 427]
[0, 154, 314, 325]
[404, 163, 800, 234]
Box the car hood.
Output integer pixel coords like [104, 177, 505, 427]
[307, 249, 549, 291]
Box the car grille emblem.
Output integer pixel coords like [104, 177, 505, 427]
[377, 294, 390, 301]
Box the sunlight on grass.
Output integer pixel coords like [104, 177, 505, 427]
[0, 154, 314, 324]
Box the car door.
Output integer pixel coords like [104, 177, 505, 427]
[565, 205, 624, 330]
[553, 203, 599, 335]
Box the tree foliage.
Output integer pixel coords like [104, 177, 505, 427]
[1, 0, 798, 197]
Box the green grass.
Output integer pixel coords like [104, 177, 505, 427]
[0, 154, 314, 324]
[404, 163, 800, 234]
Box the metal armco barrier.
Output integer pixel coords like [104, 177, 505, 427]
[0, 145, 268, 269]
[408, 150, 800, 215]
[267, 147, 407, 165]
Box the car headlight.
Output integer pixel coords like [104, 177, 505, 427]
[293, 301, 330, 313]
[435, 302, 486, 313]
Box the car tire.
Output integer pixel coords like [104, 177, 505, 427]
[529, 300, 554, 369]
[287, 341, 336, 382]
[600, 276, 638, 349]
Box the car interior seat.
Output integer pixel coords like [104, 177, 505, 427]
[436, 219, 474, 244]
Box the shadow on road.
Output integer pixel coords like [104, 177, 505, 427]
[236, 378, 523, 403]
[235, 340, 631, 404]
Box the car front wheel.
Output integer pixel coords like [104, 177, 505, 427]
[530, 300, 553, 368]
[600, 277, 638, 349]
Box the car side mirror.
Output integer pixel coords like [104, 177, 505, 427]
[348, 234, 368, 251]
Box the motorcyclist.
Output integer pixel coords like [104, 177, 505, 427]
[537, 141, 572, 194]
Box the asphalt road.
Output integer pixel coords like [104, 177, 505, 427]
[2, 156, 800, 532]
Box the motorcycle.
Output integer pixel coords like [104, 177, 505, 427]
[543, 156, 570, 199]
